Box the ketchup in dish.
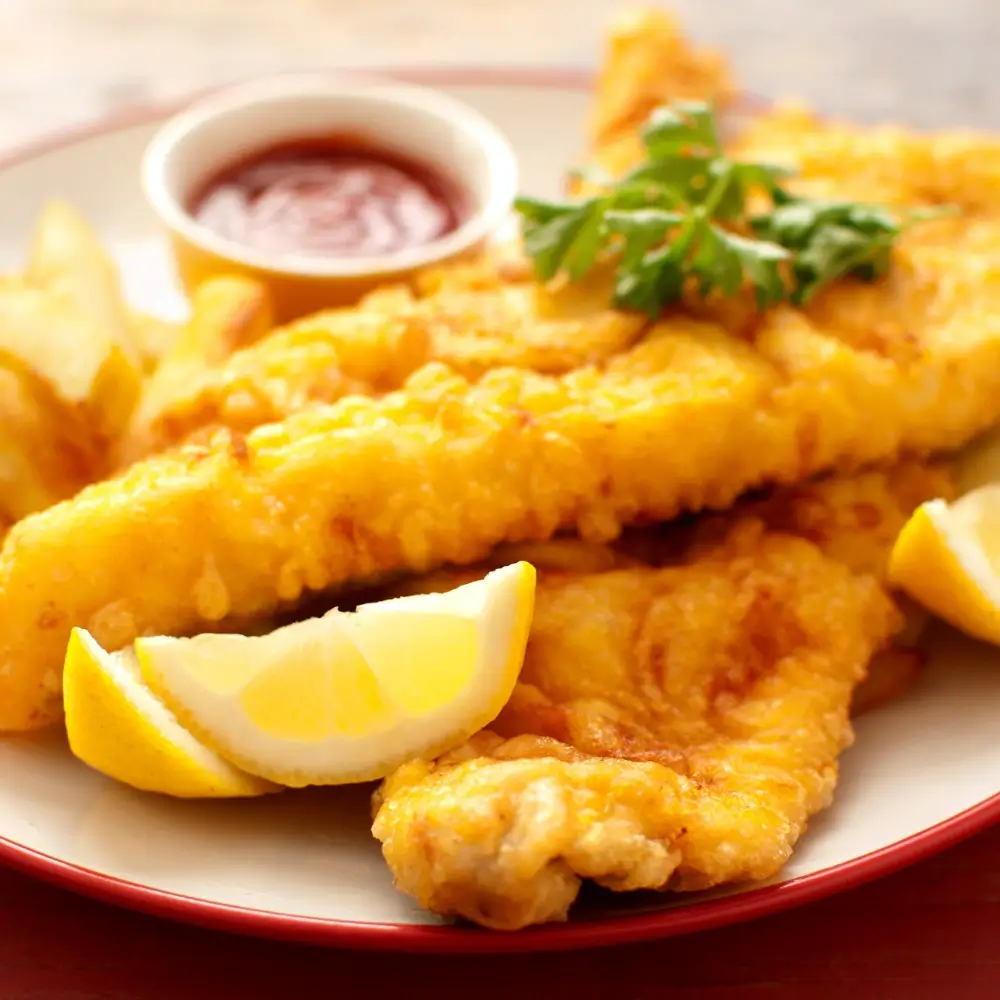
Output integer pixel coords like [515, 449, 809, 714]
[190, 137, 465, 259]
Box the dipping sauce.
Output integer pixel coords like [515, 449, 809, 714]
[190, 137, 465, 259]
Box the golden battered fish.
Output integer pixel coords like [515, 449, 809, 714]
[119, 8, 1000, 468]
[2, 6, 998, 729]
[585, 8, 735, 182]
[116, 303, 433, 464]
[372, 521, 899, 929]
[0, 242, 993, 730]
[119, 263, 645, 463]
[370, 460, 947, 928]
[117, 276, 275, 465]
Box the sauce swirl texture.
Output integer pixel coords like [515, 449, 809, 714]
[191, 137, 464, 259]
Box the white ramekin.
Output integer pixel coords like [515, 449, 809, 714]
[141, 73, 519, 319]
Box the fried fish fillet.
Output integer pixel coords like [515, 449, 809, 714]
[117, 276, 275, 465]
[4, 8, 1000, 728]
[115, 15, 1000, 466]
[0, 248, 993, 731]
[115, 302, 433, 464]
[585, 8, 735, 182]
[114, 14, 731, 463]
[118, 263, 645, 463]
[371, 461, 947, 928]
[372, 521, 899, 929]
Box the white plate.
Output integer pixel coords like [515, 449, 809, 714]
[0, 69, 999, 954]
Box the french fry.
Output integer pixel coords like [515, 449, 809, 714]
[162, 274, 275, 368]
[0, 204, 144, 526]
[23, 200, 143, 439]
[27, 201, 137, 357]
[0, 285, 140, 444]
[128, 309, 182, 372]
[0, 362, 103, 524]
[116, 275, 274, 465]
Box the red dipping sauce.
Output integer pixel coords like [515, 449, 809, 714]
[190, 137, 465, 260]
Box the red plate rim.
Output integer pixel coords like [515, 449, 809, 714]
[1, 64, 999, 954]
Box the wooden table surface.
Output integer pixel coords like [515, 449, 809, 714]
[3, 1, 1000, 997]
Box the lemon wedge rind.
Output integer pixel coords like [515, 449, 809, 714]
[63, 627, 278, 798]
[889, 488, 1000, 645]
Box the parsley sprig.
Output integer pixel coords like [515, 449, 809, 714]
[515, 102, 943, 315]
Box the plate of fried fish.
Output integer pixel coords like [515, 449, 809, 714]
[3, 6, 1000, 952]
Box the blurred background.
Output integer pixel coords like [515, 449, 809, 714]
[4, 0, 1000, 147]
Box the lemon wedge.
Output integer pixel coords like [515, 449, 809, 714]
[889, 484, 1000, 645]
[133, 562, 536, 787]
[63, 628, 277, 798]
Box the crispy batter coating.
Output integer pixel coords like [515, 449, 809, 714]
[586, 8, 735, 182]
[2, 7, 997, 729]
[385, 459, 950, 724]
[120, 308, 432, 463]
[116, 252, 644, 464]
[403, 272, 646, 379]
[356, 261, 648, 381]
[734, 102, 1000, 217]
[121, 267, 644, 462]
[373, 524, 899, 929]
[688, 460, 956, 580]
[434, 459, 952, 584]
[0, 270, 990, 730]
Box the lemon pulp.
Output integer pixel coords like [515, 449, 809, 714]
[890, 485, 1000, 645]
[134, 562, 536, 786]
[63, 628, 277, 798]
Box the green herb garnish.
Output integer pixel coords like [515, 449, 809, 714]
[515, 101, 944, 315]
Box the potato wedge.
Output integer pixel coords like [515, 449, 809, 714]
[9, 201, 144, 439]
[167, 275, 275, 368]
[0, 362, 103, 524]
[0, 284, 141, 443]
[116, 275, 274, 465]
[128, 309, 182, 371]
[26, 201, 139, 362]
